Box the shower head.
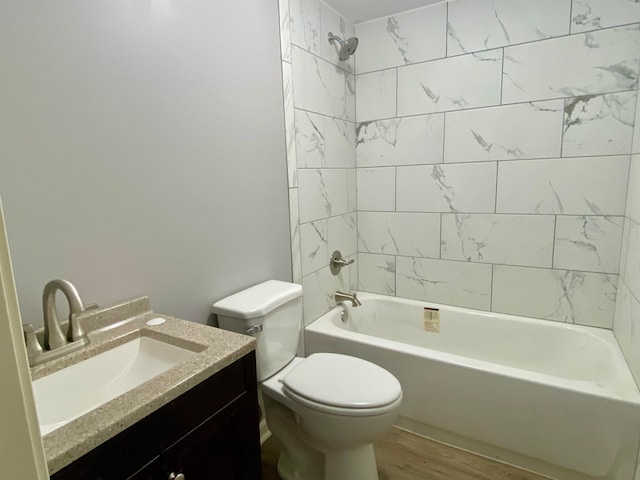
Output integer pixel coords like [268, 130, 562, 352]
[328, 32, 359, 61]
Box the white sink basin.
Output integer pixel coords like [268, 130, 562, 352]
[32, 336, 197, 436]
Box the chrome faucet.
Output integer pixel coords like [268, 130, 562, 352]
[23, 279, 96, 366]
[334, 291, 362, 307]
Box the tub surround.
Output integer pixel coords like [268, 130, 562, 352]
[352, 0, 640, 329]
[279, 0, 640, 329]
[33, 297, 255, 475]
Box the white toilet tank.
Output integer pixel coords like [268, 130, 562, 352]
[212, 280, 303, 381]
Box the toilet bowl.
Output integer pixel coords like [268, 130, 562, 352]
[212, 280, 402, 480]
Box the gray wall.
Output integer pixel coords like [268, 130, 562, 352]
[0, 0, 292, 326]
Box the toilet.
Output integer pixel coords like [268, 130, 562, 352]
[212, 280, 402, 480]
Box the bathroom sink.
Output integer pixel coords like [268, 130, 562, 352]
[32, 336, 197, 436]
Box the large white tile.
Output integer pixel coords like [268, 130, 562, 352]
[492, 265, 617, 327]
[300, 219, 328, 276]
[282, 62, 297, 188]
[358, 252, 396, 296]
[503, 25, 640, 104]
[572, 0, 640, 33]
[396, 163, 497, 213]
[298, 168, 349, 222]
[279, 0, 292, 62]
[302, 265, 349, 325]
[554, 216, 624, 274]
[444, 101, 564, 163]
[357, 114, 444, 167]
[358, 211, 440, 258]
[292, 46, 350, 120]
[613, 281, 640, 388]
[324, 117, 355, 168]
[621, 218, 640, 302]
[447, 0, 571, 56]
[496, 156, 629, 215]
[562, 91, 636, 157]
[320, 2, 355, 73]
[357, 167, 395, 211]
[328, 212, 357, 258]
[289, 188, 302, 284]
[355, 69, 397, 122]
[627, 155, 640, 225]
[290, 0, 321, 55]
[397, 50, 503, 116]
[295, 109, 324, 168]
[396, 256, 492, 310]
[355, 4, 446, 73]
[296, 111, 354, 168]
[441, 214, 555, 267]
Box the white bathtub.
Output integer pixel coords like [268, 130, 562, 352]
[304, 292, 640, 480]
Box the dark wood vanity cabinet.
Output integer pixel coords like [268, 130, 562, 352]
[51, 352, 261, 480]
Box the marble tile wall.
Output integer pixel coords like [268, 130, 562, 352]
[279, 0, 357, 327]
[614, 62, 640, 392]
[354, 0, 640, 328]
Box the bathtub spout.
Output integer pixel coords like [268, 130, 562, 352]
[334, 291, 362, 307]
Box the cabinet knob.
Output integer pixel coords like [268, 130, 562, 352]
[168, 473, 185, 480]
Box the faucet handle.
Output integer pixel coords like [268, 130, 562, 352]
[23, 323, 43, 359]
[330, 250, 355, 275]
[67, 312, 86, 343]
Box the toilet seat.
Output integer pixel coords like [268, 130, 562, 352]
[281, 353, 402, 417]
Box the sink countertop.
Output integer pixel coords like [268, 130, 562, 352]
[32, 297, 256, 475]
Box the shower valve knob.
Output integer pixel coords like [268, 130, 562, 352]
[330, 250, 354, 275]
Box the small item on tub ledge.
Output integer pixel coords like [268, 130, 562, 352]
[423, 307, 440, 333]
[146, 317, 166, 326]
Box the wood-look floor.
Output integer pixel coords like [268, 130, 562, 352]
[261, 427, 549, 480]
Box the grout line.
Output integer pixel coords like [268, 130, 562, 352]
[612, 217, 627, 279]
[332, 152, 633, 171]
[441, 112, 447, 164]
[621, 276, 640, 308]
[354, 210, 624, 218]
[326, 252, 620, 276]
[559, 99, 567, 158]
[551, 215, 558, 268]
[439, 213, 443, 259]
[568, 0, 574, 35]
[293, 87, 638, 125]
[394, 166, 398, 211]
[499, 48, 505, 105]
[494, 161, 499, 213]
[354, 21, 640, 76]
[393, 254, 398, 295]
[445, 1, 449, 57]
[489, 264, 494, 311]
[395, 67, 399, 118]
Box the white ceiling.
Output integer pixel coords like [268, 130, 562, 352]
[324, 0, 446, 24]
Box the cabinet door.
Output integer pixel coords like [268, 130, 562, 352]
[158, 392, 261, 480]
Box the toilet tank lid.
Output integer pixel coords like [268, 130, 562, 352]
[211, 280, 302, 319]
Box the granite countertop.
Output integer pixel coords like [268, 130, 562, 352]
[31, 297, 256, 475]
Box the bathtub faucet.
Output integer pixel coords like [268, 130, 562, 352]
[334, 291, 362, 307]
